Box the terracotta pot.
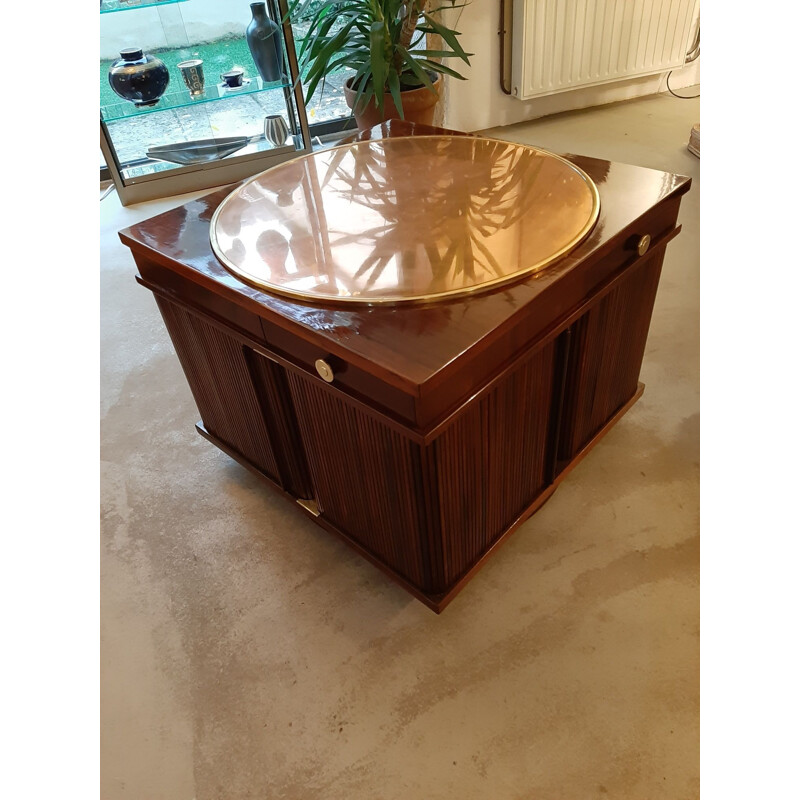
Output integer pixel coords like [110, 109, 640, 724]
[344, 73, 442, 131]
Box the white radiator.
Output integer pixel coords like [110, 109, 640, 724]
[510, 0, 700, 100]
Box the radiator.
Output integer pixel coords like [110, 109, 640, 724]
[510, 0, 700, 100]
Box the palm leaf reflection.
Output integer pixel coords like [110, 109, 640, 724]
[320, 137, 547, 295]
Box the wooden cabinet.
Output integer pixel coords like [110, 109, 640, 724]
[122, 121, 691, 612]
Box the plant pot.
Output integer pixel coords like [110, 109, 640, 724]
[344, 73, 442, 132]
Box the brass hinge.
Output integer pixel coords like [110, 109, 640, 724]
[297, 498, 320, 517]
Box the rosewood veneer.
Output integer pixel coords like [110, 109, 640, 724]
[120, 121, 691, 612]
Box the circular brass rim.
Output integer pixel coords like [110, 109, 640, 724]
[209, 135, 601, 307]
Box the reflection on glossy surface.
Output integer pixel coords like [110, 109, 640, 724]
[210, 135, 600, 305]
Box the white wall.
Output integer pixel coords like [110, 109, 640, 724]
[440, 2, 700, 133]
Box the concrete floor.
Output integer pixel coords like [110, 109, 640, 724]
[100, 91, 700, 799]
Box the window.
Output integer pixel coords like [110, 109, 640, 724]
[99, 0, 354, 192]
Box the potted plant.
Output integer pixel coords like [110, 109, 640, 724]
[288, 0, 472, 130]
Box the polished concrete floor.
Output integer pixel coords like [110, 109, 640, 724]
[100, 91, 700, 799]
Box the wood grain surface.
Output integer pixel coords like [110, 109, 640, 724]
[125, 120, 691, 610]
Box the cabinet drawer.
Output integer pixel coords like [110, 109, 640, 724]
[134, 254, 266, 343]
[259, 318, 419, 426]
[569, 192, 683, 299]
[415, 193, 683, 430]
[135, 254, 419, 429]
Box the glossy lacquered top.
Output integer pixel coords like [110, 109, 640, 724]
[209, 135, 600, 305]
[121, 121, 691, 395]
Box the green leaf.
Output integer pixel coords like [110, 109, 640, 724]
[323, 53, 363, 73]
[416, 58, 468, 80]
[421, 12, 472, 64]
[404, 49, 475, 60]
[306, 17, 355, 65]
[397, 45, 435, 91]
[303, 19, 358, 102]
[350, 62, 375, 114]
[369, 21, 388, 114]
[425, 0, 471, 13]
[387, 68, 403, 119]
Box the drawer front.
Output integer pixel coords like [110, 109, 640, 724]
[570, 193, 683, 305]
[134, 254, 265, 343]
[416, 193, 683, 430]
[135, 252, 419, 430]
[260, 319, 419, 426]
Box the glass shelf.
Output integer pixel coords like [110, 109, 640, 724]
[119, 138, 298, 180]
[101, 75, 292, 122]
[100, 0, 188, 14]
[100, 0, 312, 205]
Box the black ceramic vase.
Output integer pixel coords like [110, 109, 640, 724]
[108, 47, 170, 107]
[245, 2, 284, 83]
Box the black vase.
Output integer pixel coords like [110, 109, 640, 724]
[108, 48, 170, 107]
[245, 2, 284, 83]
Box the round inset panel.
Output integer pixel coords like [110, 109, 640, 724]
[210, 135, 600, 305]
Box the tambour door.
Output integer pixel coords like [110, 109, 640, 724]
[153, 296, 313, 499]
[555, 248, 667, 472]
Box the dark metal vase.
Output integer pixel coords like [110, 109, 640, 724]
[245, 2, 284, 83]
[108, 47, 170, 107]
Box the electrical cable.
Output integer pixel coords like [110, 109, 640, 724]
[666, 26, 700, 99]
[666, 69, 700, 99]
[100, 183, 117, 201]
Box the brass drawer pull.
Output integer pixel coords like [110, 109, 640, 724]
[315, 358, 335, 383]
[637, 234, 651, 256]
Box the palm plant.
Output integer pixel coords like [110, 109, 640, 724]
[288, 0, 472, 119]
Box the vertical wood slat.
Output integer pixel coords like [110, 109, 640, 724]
[557, 251, 665, 466]
[245, 349, 315, 500]
[287, 372, 431, 590]
[154, 297, 281, 483]
[545, 329, 573, 485]
[286, 342, 556, 595]
[153, 249, 664, 600]
[434, 342, 556, 586]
